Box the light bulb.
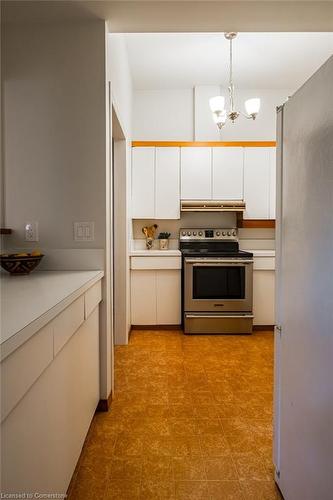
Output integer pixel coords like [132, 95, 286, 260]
[245, 98, 260, 117]
[209, 95, 225, 113]
[212, 109, 227, 129]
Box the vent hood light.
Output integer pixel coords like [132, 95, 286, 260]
[181, 200, 246, 212]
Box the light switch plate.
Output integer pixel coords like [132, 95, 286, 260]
[25, 222, 39, 242]
[74, 222, 95, 241]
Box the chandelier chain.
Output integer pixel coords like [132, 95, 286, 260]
[229, 37, 234, 113]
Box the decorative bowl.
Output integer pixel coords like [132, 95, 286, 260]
[0, 254, 44, 275]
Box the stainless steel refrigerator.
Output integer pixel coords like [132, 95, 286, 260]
[274, 55, 333, 500]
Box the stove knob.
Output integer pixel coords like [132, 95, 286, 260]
[227, 231, 231, 236]
[216, 231, 220, 236]
[187, 231, 192, 236]
[181, 231, 186, 236]
[232, 230, 237, 236]
[193, 231, 197, 236]
[222, 231, 226, 236]
[198, 231, 203, 236]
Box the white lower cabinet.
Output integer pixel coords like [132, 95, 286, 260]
[131, 269, 181, 325]
[1, 283, 102, 494]
[131, 270, 156, 325]
[156, 270, 181, 324]
[253, 270, 275, 326]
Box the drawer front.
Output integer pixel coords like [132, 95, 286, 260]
[85, 280, 102, 319]
[253, 257, 275, 270]
[1, 323, 53, 422]
[53, 296, 85, 356]
[131, 256, 181, 270]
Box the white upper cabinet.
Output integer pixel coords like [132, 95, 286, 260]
[269, 148, 277, 219]
[132, 147, 180, 219]
[131, 147, 155, 218]
[243, 147, 271, 219]
[155, 148, 180, 219]
[212, 147, 244, 200]
[181, 147, 212, 199]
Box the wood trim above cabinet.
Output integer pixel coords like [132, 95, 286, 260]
[132, 141, 276, 148]
[238, 219, 276, 229]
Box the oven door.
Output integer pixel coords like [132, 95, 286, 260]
[184, 257, 253, 312]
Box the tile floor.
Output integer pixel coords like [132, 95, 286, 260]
[68, 330, 282, 499]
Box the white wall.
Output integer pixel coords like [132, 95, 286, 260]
[133, 89, 193, 141]
[3, 19, 106, 254]
[107, 34, 133, 345]
[132, 87, 292, 141]
[107, 34, 133, 138]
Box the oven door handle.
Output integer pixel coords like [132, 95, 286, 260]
[185, 314, 254, 319]
[186, 259, 253, 265]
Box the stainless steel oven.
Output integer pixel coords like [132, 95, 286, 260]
[180, 228, 254, 334]
[184, 257, 253, 312]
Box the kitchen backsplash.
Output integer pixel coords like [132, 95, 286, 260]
[132, 213, 275, 250]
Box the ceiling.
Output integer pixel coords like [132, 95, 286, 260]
[3, 1, 333, 33]
[124, 32, 333, 90]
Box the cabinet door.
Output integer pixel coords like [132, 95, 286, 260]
[155, 147, 180, 219]
[269, 148, 277, 219]
[243, 147, 270, 219]
[132, 147, 155, 218]
[156, 270, 181, 325]
[212, 147, 244, 200]
[181, 147, 212, 199]
[253, 270, 275, 325]
[130, 270, 156, 325]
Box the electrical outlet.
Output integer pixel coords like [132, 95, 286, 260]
[25, 222, 39, 242]
[74, 222, 94, 241]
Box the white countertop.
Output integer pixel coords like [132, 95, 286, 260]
[1, 270, 104, 360]
[250, 250, 275, 257]
[130, 249, 181, 257]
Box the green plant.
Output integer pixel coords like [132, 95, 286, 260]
[158, 232, 171, 240]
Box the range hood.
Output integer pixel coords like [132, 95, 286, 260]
[181, 200, 245, 212]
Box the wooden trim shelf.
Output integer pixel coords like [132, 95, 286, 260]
[132, 141, 276, 148]
[238, 219, 276, 229]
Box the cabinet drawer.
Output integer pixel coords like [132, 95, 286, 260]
[1, 323, 53, 422]
[131, 256, 181, 270]
[85, 281, 102, 319]
[53, 296, 85, 356]
[253, 257, 275, 270]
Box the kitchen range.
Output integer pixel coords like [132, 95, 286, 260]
[180, 228, 254, 334]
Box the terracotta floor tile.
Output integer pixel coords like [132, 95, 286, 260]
[233, 452, 272, 481]
[195, 417, 224, 435]
[68, 465, 108, 500]
[200, 433, 231, 457]
[204, 456, 239, 480]
[68, 330, 275, 500]
[170, 435, 202, 457]
[208, 480, 245, 499]
[105, 479, 140, 499]
[113, 433, 144, 457]
[143, 435, 174, 456]
[169, 417, 198, 436]
[175, 480, 210, 500]
[172, 457, 207, 480]
[139, 480, 176, 499]
[240, 479, 283, 499]
[108, 457, 142, 480]
[142, 456, 174, 481]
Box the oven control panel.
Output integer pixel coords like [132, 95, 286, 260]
[180, 228, 238, 240]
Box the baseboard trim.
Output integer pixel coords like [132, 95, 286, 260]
[131, 325, 182, 331]
[253, 325, 275, 331]
[96, 391, 113, 412]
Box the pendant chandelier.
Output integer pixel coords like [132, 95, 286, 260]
[209, 32, 261, 129]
